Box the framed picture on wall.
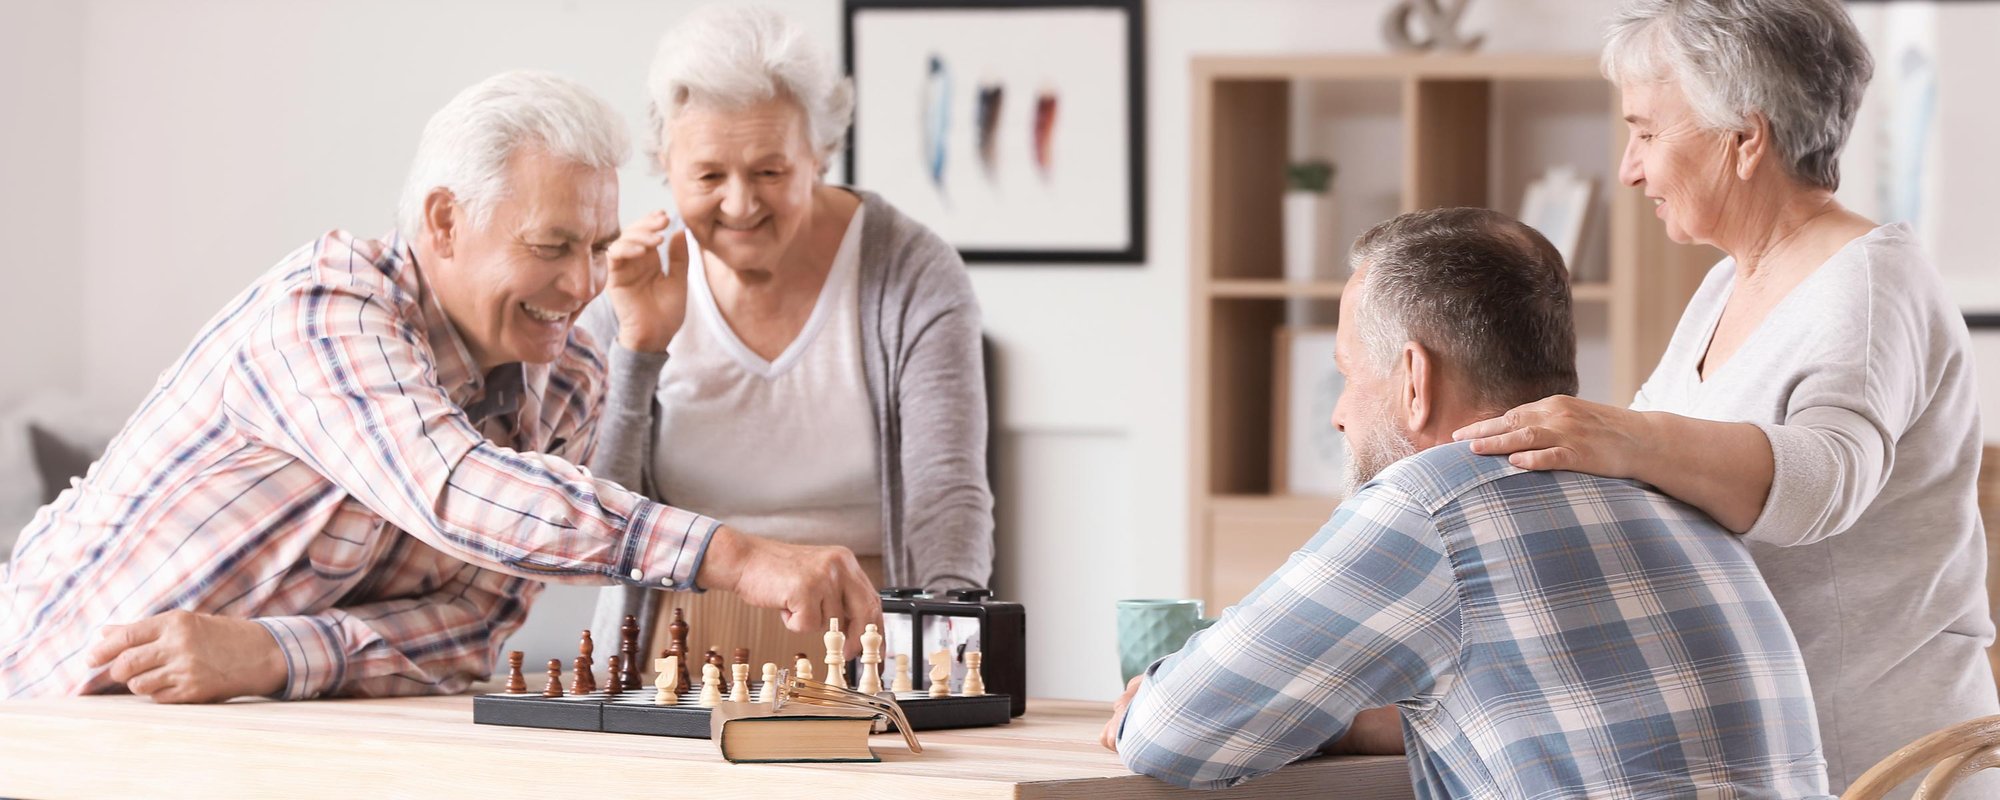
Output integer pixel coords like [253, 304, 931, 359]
[1272, 327, 1347, 497]
[843, 0, 1146, 263]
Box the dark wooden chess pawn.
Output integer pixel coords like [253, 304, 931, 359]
[706, 649, 728, 694]
[505, 651, 527, 693]
[575, 630, 596, 694]
[543, 659, 564, 698]
[619, 614, 643, 691]
[569, 655, 591, 696]
[604, 654, 624, 697]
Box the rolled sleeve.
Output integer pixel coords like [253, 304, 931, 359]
[1743, 423, 1842, 547]
[618, 501, 722, 592]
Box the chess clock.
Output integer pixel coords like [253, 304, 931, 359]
[878, 588, 1025, 716]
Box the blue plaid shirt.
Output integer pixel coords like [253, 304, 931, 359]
[1120, 443, 1829, 798]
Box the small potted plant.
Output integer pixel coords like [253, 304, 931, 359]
[1283, 160, 1338, 323]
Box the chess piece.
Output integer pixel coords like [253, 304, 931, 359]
[665, 607, 691, 690]
[823, 618, 848, 689]
[575, 630, 596, 694]
[544, 658, 565, 698]
[619, 614, 643, 690]
[730, 663, 750, 703]
[604, 654, 624, 697]
[962, 651, 986, 696]
[570, 655, 592, 696]
[653, 656, 681, 705]
[706, 649, 728, 694]
[504, 651, 527, 693]
[733, 647, 750, 668]
[892, 653, 914, 693]
[857, 623, 884, 695]
[698, 663, 722, 707]
[758, 663, 779, 704]
[794, 653, 814, 682]
[927, 649, 952, 698]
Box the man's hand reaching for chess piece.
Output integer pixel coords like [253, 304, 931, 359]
[85, 610, 285, 703]
[697, 527, 882, 658]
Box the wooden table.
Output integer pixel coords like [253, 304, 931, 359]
[0, 694, 1415, 799]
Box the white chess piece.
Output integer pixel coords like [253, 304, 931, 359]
[857, 623, 885, 695]
[927, 648, 952, 698]
[653, 656, 680, 705]
[698, 663, 722, 707]
[758, 663, 780, 704]
[892, 653, 914, 693]
[795, 654, 814, 682]
[730, 662, 750, 702]
[962, 651, 986, 696]
[823, 618, 848, 689]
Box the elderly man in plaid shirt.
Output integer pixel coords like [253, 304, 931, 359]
[0, 72, 880, 703]
[1105, 208, 1829, 799]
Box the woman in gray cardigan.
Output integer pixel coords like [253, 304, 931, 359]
[585, 5, 992, 658]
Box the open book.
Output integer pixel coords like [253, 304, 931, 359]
[708, 700, 880, 763]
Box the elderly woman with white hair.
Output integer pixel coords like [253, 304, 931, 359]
[586, 5, 992, 660]
[1456, 0, 1996, 793]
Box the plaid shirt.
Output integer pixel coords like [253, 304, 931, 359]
[1119, 443, 1829, 799]
[0, 231, 719, 700]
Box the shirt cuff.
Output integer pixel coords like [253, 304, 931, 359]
[618, 500, 723, 592]
[254, 615, 346, 700]
[1742, 422, 1838, 547]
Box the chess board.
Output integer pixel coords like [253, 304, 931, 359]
[473, 686, 1013, 739]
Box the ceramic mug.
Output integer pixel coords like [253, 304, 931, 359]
[1116, 599, 1219, 684]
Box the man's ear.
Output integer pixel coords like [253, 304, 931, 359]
[1401, 341, 1433, 435]
[1733, 113, 1772, 181]
[422, 188, 458, 259]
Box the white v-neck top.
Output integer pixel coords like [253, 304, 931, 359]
[651, 207, 881, 554]
[1632, 223, 1996, 796]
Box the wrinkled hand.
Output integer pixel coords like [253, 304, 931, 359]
[84, 610, 286, 703]
[698, 526, 881, 658]
[1320, 705, 1406, 756]
[1451, 395, 1653, 478]
[605, 209, 689, 352]
[1100, 674, 1146, 752]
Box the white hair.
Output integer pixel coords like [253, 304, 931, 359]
[396, 70, 630, 239]
[644, 4, 854, 172]
[1601, 0, 1872, 191]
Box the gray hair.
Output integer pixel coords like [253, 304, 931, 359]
[396, 71, 630, 240]
[1351, 208, 1579, 411]
[1602, 0, 1872, 191]
[645, 4, 854, 172]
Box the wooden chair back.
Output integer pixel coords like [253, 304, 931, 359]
[1843, 715, 2000, 799]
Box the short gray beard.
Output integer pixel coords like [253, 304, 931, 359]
[1342, 401, 1419, 492]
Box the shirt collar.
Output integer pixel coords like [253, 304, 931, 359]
[397, 235, 534, 428]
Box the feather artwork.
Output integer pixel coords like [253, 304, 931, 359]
[921, 55, 951, 198]
[1032, 89, 1058, 180]
[975, 82, 1004, 182]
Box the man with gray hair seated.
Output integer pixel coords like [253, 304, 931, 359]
[0, 71, 880, 703]
[1102, 208, 1830, 798]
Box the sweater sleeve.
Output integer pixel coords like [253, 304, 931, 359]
[888, 230, 995, 591]
[575, 298, 680, 641]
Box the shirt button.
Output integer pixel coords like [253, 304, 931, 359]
[629, 569, 644, 581]
[661, 578, 673, 587]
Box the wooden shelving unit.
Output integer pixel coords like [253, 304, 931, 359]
[1188, 54, 1716, 609]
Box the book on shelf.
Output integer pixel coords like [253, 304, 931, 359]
[708, 700, 880, 763]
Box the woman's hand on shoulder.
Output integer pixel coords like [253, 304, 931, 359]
[1451, 395, 1657, 480]
[605, 209, 689, 353]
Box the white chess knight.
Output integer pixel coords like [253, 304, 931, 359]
[927, 648, 952, 698]
[857, 623, 885, 695]
[653, 656, 681, 705]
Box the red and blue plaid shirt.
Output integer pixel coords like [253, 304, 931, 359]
[0, 231, 719, 700]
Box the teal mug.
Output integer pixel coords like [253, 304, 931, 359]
[1116, 599, 1219, 684]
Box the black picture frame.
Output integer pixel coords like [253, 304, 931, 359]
[843, 0, 1147, 264]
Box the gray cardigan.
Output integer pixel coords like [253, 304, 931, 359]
[585, 190, 993, 639]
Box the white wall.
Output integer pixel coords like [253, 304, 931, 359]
[5, 0, 1999, 703]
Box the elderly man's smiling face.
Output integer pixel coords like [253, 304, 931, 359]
[428, 146, 620, 369]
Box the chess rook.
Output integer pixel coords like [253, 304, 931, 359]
[963, 652, 986, 696]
